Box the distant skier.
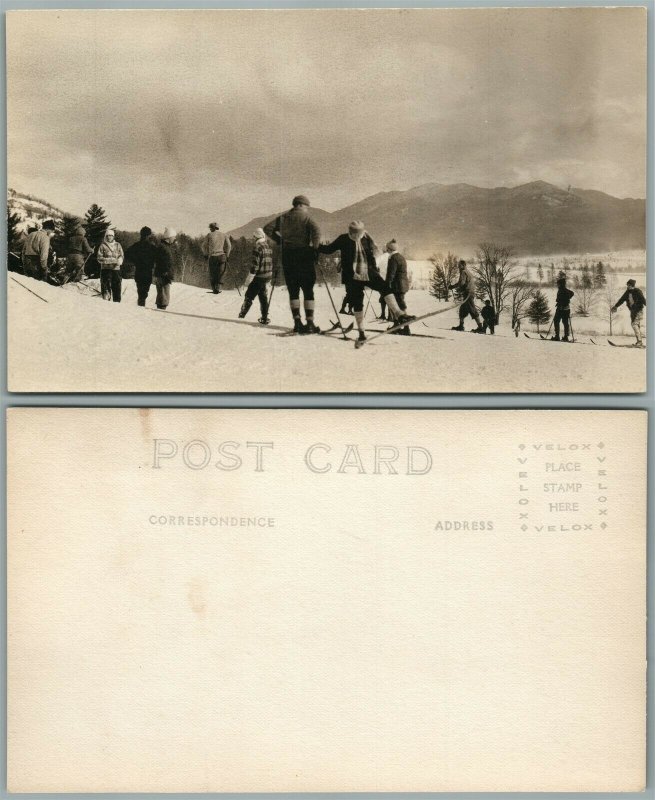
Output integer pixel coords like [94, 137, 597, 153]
[153, 228, 177, 310]
[481, 299, 496, 334]
[385, 239, 410, 335]
[551, 276, 574, 341]
[97, 229, 125, 302]
[263, 195, 321, 334]
[202, 222, 232, 293]
[125, 226, 158, 307]
[66, 224, 93, 281]
[319, 221, 415, 344]
[239, 228, 272, 324]
[21, 219, 55, 281]
[612, 279, 646, 348]
[448, 260, 484, 332]
[513, 318, 521, 337]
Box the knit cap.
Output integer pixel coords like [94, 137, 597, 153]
[348, 220, 365, 233]
[386, 238, 398, 252]
[253, 227, 266, 240]
[292, 195, 310, 207]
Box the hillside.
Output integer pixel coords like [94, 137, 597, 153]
[228, 181, 645, 257]
[7, 188, 68, 232]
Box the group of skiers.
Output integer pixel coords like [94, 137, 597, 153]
[13, 195, 647, 347]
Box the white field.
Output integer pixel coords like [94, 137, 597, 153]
[8, 273, 646, 393]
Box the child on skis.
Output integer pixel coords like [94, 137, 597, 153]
[481, 299, 496, 334]
[239, 228, 272, 324]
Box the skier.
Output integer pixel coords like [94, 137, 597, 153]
[202, 222, 232, 293]
[66, 224, 93, 281]
[611, 279, 646, 348]
[239, 228, 272, 324]
[96, 229, 125, 302]
[125, 226, 158, 307]
[263, 195, 321, 334]
[385, 239, 410, 335]
[153, 228, 176, 310]
[448, 260, 484, 332]
[513, 318, 521, 337]
[21, 219, 55, 281]
[318, 221, 415, 344]
[481, 299, 496, 334]
[551, 275, 575, 341]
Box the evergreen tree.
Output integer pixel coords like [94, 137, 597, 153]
[527, 289, 551, 332]
[594, 260, 607, 289]
[7, 208, 23, 271]
[84, 204, 110, 246]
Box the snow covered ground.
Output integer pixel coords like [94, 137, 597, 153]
[8, 274, 646, 393]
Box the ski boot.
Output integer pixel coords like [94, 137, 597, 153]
[238, 299, 252, 318]
[631, 341, 645, 348]
[397, 314, 416, 325]
[562, 335, 570, 342]
[292, 318, 305, 334]
[357, 330, 367, 343]
[303, 320, 321, 335]
[472, 325, 485, 334]
[397, 327, 411, 336]
[550, 335, 561, 341]
[451, 323, 465, 331]
[258, 316, 270, 325]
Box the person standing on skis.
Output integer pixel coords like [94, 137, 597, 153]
[153, 228, 177, 310]
[263, 195, 321, 334]
[239, 228, 273, 324]
[202, 222, 232, 293]
[124, 226, 158, 307]
[319, 221, 415, 344]
[66, 224, 93, 282]
[385, 239, 411, 335]
[449, 260, 484, 332]
[612, 279, 646, 348]
[97, 229, 124, 302]
[481, 299, 496, 334]
[552, 275, 575, 341]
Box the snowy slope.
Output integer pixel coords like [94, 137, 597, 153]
[8, 276, 646, 393]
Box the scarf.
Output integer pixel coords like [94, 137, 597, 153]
[349, 231, 369, 282]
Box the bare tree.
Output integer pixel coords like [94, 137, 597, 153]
[473, 242, 518, 323]
[429, 252, 459, 301]
[574, 270, 597, 316]
[602, 271, 617, 336]
[509, 280, 535, 330]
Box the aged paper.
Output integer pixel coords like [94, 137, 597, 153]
[6, 7, 647, 393]
[7, 408, 646, 792]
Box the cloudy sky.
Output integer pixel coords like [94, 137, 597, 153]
[7, 7, 646, 235]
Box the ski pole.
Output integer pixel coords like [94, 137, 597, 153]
[363, 288, 374, 320]
[222, 259, 241, 296]
[316, 260, 349, 339]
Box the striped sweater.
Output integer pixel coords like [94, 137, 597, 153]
[251, 240, 273, 280]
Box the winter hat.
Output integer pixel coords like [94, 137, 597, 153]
[42, 219, 56, 231]
[253, 227, 266, 240]
[627, 279, 636, 287]
[105, 228, 115, 238]
[162, 227, 176, 241]
[348, 220, 365, 234]
[209, 222, 218, 230]
[458, 260, 467, 269]
[140, 226, 153, 238]
[386, 239, 398, 252]
[292, 195, 310, 207]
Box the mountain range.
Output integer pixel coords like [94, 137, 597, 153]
[8, 181, 645, 257]
[227, 181, 645, 257]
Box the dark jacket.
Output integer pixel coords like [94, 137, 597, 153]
[481, 304, 496, 322]
[263, 207, 321, 250]
[318, 233, 378, 284]
[386, 252, 409, 293]
[555, 286, 575, 310]
[615, 287, 646, 318]
[154, 241, 175, 284]
[68, 234, 93, 257]
[125, 238, 158, 281]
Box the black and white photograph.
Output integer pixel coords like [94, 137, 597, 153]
[6, 7, 647, 392]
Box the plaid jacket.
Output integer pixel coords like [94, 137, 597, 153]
[251, 240, 273, 280]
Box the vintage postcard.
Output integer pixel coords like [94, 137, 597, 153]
[6, 7, 647, 393]
[8, 408, 646, 792]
